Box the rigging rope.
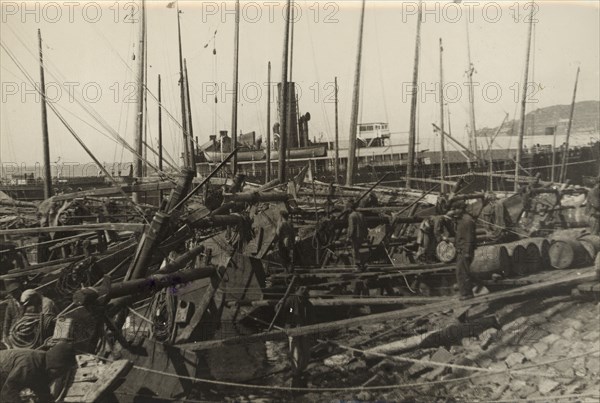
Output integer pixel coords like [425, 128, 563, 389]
[0, 40, 150, 222]
[3, 26, 177, 178]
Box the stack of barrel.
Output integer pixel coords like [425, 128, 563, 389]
[440, 229, 597, 279]
[470, 238, 549, 279]
[548, 230, 600, 270]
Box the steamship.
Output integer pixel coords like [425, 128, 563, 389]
[194, 84, 600, 188]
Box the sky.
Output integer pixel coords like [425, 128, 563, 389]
[1, 0, 599, 169]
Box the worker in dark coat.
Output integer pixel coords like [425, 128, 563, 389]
[346, 200, 368, 269]
[0, 342, 76, 403]
[480, 193, 514, 242]
[587, 176, 600, 235]
[449, 200, 477, 300]
[416, 213, 454, 262]
[276, 210, 295, 273]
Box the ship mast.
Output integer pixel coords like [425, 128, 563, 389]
[231, 0, 240, 175]
[37, 29, 51, 200]
[175, 1, 190, 168]
[266, 61, 271, 182]
[346, 0, 366, 186]
[133, 0, 146, 201]
[158, 74, 163, 200]
[406, 1, 422, 189]
[184, 59, 195, 171]
[464, 14, 477, 165]
[334, 76, 340, 183]
[559, 66, 580, 183]
[278, 0, 292, 183]
[439, 38, 446, 194]
[514, 1, 535, 191]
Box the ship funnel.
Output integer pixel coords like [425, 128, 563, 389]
[277, 82, 299, 148]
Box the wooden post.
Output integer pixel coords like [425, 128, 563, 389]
[346, 0, 366, 186]
[515, 1, 535, 191]
[278, 0, 292, 183]
[406, 1, 422, 189]
[231, 0, 240, 176]
[559, 67, 580, 183]
[439, 38, 446, 194]
[38, 29, 51, 200]
[266, 61, 271, 182]
[334, 76, 340, 183]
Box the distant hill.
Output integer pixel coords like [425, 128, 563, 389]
[477, 100, 599, 138]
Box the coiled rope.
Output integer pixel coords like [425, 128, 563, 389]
[9, 313, 55, 349]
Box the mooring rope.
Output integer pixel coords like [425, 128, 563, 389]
[125, 349, 599, 393]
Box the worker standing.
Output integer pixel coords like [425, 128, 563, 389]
[586, 176, 600, 236]
[276, 210, 296, 273]
[449, 201, 477, 300]
[346, 200, 368, 269]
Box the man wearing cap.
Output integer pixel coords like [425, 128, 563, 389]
[0, 341, 76, 403]
[1, 280, 22, 349]
[276, 210, 295, 273]
[481, 192, 514, 242]
[346, 200, 368, 269]
[20, 289, 58, 316]
[586, 176, 600, 236]
[449, 200, 477, 300]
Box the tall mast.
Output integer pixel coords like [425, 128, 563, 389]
[176, 1, 189, 168]
[158, 74, 163, 172]
[278, 0, 292, 183]
[465, 14, 477, 164]
[184, 59, 195, 170]
[559, 66, 580, 183]
[514, 1, 535, 191]
[266, 61, 271, 182]
[231, 0, 240, 175]
[406, 1, 422, 189]
[38, 29, 51, 200]
[158, 74, 163, 201]
[334, 76, 340, 183]
[289, 0, 295, 82]
[346, 0, 366, 186]
[439, 38, 446, 194]
[134, 0, 146, 197]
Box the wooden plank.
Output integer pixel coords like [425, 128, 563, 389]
[82, 360, 132, 402]
[230, 296, 445, 308]
[0, 223, 146, 236]
[177, 266, 596, 351]
[175, 265, 230, 343]
[52, 181, 175, 201]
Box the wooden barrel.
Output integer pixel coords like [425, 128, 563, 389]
[528, 238, 550, 270]
[436, 240, 456, 263]
[471, 245, 510, 280]
[548, 238, 590, 270]
[578, 235, 600, 261]
[505, 243, 528, 276]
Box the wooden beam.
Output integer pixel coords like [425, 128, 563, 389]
[176, 266, 596, 351]
[0, 223, 146, 236]
[52, 181, 175, 201]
